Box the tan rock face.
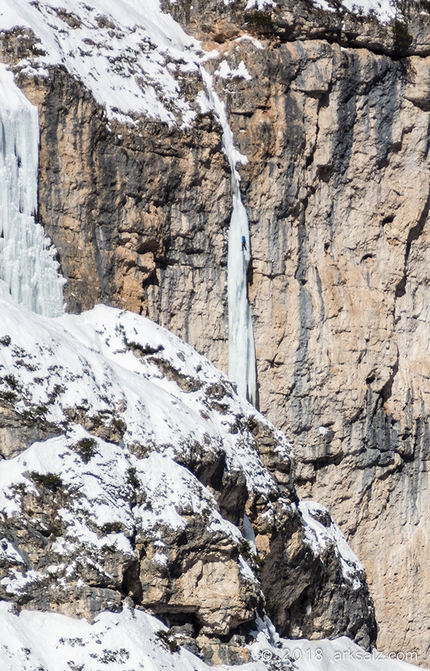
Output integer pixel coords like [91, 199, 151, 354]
[233, 42, 430, 663]
[3, 3, 430, 664]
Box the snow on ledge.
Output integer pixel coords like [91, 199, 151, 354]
[215, 59, 252, 80]
[299, 501, 365, 589]
[312, 0, 396, 21]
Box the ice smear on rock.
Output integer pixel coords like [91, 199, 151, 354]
[201, 67, 257, 406]
[0, 65, 64, 316]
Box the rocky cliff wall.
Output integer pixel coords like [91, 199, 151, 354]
[1, 0, 429, 664]
[202, 18, 430, 662]
[214, 28, 430, 663]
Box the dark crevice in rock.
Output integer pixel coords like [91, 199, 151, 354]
[262, 516, 377, 650]
[395, 188, 430, 298]
[121, 560, 143, 604]
[381, 347, 400, 404]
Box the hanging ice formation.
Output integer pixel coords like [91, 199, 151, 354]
[201, 67, 257, 406]
[0, 64, 64, 317]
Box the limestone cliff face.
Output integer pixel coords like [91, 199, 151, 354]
[1, 0, 430, 664]
[219, 32, 430, 663]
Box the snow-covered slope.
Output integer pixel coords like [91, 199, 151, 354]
[0, 283, 284, 491]
[341, 0, 395, 20]
[0, 284, 280, 617]
[0, 602, 421, 671]
[0, 0, 202, 125]
[0, 285, 377, 659]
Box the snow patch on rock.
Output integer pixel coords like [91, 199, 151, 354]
[312, 0, 396, 21]
[299, 501, 364, 589]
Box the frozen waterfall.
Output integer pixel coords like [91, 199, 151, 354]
[201, 68, 257, 406]
[0, 64, 64, 317]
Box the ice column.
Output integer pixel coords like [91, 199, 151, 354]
[201, 68, 257, 405]
[0, 64, 64, 317]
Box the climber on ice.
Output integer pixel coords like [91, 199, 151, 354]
[241, 235, 247, 251]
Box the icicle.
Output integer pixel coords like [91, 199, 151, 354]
[201, 67, 257, 406]
[0, 64, 64, 318]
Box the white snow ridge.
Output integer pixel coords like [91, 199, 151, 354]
[0, 603, 421, 671]
[312, 0, 396, 21]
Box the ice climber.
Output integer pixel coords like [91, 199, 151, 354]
[242, 235, 247, 251]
